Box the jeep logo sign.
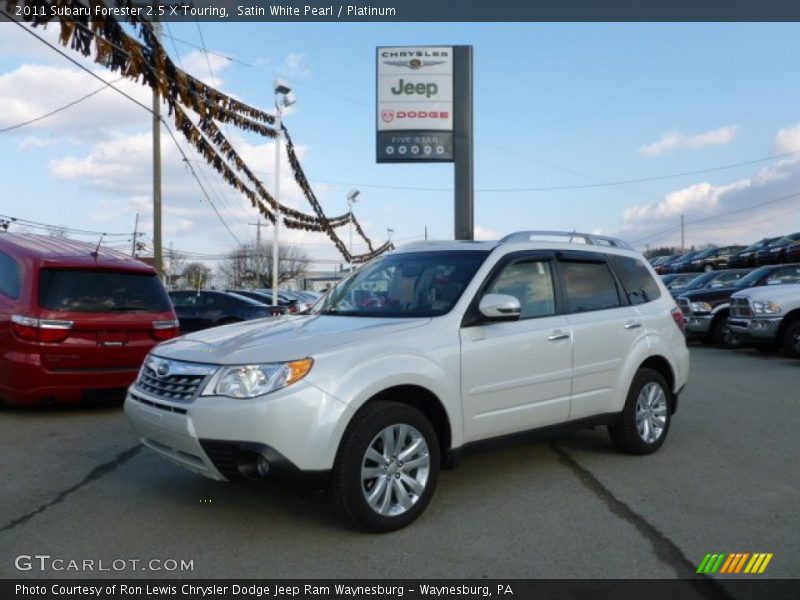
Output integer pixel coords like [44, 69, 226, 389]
[377, 46, 454, 162]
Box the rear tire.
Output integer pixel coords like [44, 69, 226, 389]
[332, 401, 440, 532]
[783, 320, 800, 358]
[608, 368, 672, 455]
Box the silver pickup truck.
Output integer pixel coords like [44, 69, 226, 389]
[729, 283, 800, 356]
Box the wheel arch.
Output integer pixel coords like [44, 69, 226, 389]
[342, 385, 453, 465]
[637, 355, 677, 413]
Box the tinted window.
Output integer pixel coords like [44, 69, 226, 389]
[0, 251, 21, 299]
[768, 265, 800, 285]
[486, 259, 555, 319]
[608, 255, 661, 305]
[560, 261, 621, 313]
[169, 292, 201, 307]
[39, 269, 171, 313]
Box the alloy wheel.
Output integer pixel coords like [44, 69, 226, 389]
[635, 382, 668, 444]
[361, 424, 430, 517]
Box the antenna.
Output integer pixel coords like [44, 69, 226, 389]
[91, 234, 106, 258]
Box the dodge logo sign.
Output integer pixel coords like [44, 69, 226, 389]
[381, 110, 395, 123]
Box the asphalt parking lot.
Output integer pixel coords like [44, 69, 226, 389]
[0, 346, 797, 589]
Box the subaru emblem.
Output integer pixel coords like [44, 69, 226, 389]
[156, 361, 170, 377]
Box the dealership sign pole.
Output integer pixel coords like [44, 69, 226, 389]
[376, 45, 474, 240]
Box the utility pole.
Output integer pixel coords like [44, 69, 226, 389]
[453, 46, 474, 240]
[680, 213, 685, 253]
[151, 18, 163, 277]
[131, 213, 139, 258]
[347, 189, 360, 272]
[250, 221, 266, 245]
[424, 226, 428, 241]
[272, 80, 295, 306]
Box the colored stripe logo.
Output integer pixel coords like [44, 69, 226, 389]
[697, 553, 773, 574]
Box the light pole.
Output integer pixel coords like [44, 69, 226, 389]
[347, 188, 360, 272]
[271, 79, 295, 307]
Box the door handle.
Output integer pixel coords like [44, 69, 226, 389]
[624, 321, 642, 329]
[548, 331, 570, 341]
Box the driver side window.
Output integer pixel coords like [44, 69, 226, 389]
[486, 260, 556, 319]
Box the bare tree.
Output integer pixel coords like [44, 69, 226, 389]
[166, 251, 186, 287]
[216, 242, 310, 289]
[183, 262, 212, 290]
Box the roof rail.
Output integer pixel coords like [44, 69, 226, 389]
[498, 230, 634, 250]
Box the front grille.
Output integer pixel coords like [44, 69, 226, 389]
[730, 297, 753, 318]
[678, 298, 692, 316]
[134, 357, 215, 402]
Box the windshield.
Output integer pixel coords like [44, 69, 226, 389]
[317, 251, 488, 317]
[693, 247, 717, 259]
[734, 267, 771, 289]
[683, 272, 717, 290]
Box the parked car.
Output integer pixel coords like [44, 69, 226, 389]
[784, 236, 800, 264]
[667, 269, 750, 298]
[168, 290, 276, 333]
[728, 237, 780, 268]
[729, 282, 800, 356]
[677, 263, 800, 347]
[688, 245, 746, 272]
[663, 250, 704, 274]
[223, 289, 288, 315]
[0, 234, 178, 406]
[126, 230, 689, 532]
[755, 233, 800, 265]
[653, 255, 680, 274]
[254, 289, 303, 313]
[661, 273, 697, 292]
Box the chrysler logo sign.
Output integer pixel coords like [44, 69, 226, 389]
[382, 58, 447, 70]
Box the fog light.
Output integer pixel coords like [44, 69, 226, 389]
[256, 456, 270, 477]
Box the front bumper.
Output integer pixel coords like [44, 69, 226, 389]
[728, 317, 782, 341]
[124, 379, 353, 483]
[684, 314, 714, 335]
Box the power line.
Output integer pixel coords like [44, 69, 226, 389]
[630, 188, 800, 246]
[0, 214, 133, 237]
[0, 77, 123, 133]
[3, 15, 243, 246]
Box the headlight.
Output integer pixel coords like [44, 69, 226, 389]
[210, 359, 313, 399]
[752, 301, 781, 315]
[690, 302, 713, 314]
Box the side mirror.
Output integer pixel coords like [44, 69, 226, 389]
[478, 293, 521, 320]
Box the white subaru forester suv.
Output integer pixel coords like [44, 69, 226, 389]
[125, 231, 689, 532]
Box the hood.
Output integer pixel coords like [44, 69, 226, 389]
[678, 286, 738, 302]
[151, 314, 431, 365]
[731, 283, 800, 301]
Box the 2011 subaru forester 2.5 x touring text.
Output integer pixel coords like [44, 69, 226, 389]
[125, 231, 690, 532]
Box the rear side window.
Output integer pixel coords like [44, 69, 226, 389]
[39, 269, 171, 313]
[0, 251, 21, 299]
[169, 293, 201, 307]
[608, 255, 661, 305]
[769, 266, 800, 285]
[559, 261, 621, 313]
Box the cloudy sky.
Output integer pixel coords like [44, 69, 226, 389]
[2, 21, 800, 269]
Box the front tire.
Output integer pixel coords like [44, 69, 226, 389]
[783, 320, 800, 358]
[332, 401, 440, 532]
[711, 314, 741, 348]
[608, 368, 672, 455]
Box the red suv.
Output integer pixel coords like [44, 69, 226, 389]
[0, 235, 179, 406]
